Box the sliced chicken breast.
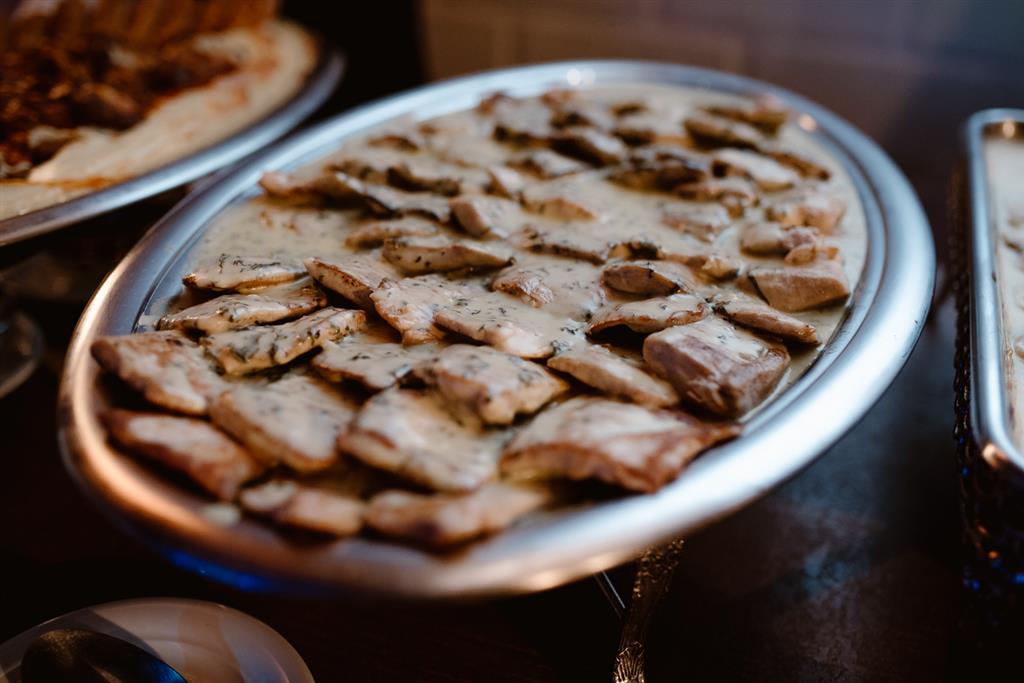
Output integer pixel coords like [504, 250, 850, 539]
[491, 258, 606, 318]
[91, 330, 225, 415]
[434, 290, 586, 358]
[382, 235, 514, 274]
[702, 95, 788, 134]
[240, 479, 365, 537]
[304, 254, 400, 310]
[345, 217, 439, 248]
[712, 148, 800, 191]
[749, 256, 851, 312]
[765, 189, 846, 231]
[588, 293, 708, 334]
[684, 111, 766, 149]
[210, 372, 356, 473]
[338, 388, 504, 492]
[739, 221, 819, 256]
[157, 279, 326, 334]
[600, 260, 701, 296]
[547, 344, 679, 408]
[449, 195, 522, 238]
[501, 397, 737, 492]
[643, 315, 790, 418]
[313, 331, 441, 391]
[365, 483, 550, 548]
[370, 274, 474, 344]
[714, 295, 819, 344]
[415, 344, 568, 424]
[183, 255, 306, 292]
[102, 409, 264, 500]
[661, 205, 732, 242]
[202, 308, 366, 375]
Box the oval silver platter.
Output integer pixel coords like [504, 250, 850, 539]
[58, 61, 935, 599]
[0, 34, 344, 247]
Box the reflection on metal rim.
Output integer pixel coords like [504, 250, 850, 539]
[0, 39, 344, 247]
[57, 60, 936, 599]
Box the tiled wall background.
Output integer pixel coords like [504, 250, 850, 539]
[419, 0, 1024, 252]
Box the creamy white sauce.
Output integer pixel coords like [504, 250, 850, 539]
[172, 83, 869, 420]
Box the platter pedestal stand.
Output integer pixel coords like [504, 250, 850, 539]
[597, 539, 686, 683]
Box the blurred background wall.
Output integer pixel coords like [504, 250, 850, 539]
[418, 0, 1024, 262]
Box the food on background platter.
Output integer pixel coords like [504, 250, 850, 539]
[0, 0, 318, 219]
[90, 82, 867, 550]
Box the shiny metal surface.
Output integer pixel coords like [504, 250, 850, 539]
[0, 40, 344, 247]
[964, 109, 1024, 476]
[57, 61, 935, 598]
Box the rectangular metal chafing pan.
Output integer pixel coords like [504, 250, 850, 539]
[955, 108, 1024, 607]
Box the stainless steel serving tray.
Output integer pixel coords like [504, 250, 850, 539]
[964, 109, 1024, 476]
[58, 61, 935, 598]
[0, 33, 344, 247]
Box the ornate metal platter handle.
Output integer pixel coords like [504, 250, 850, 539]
[613, 539, 685, 683]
